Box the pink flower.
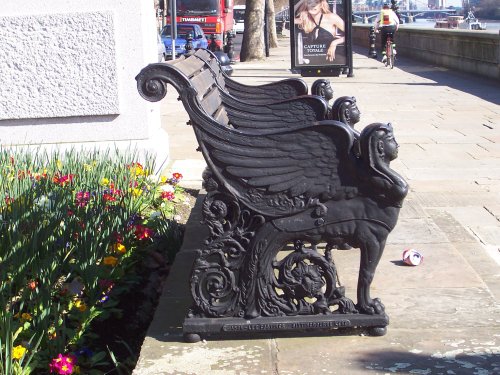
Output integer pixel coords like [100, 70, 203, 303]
[49, 353, 76, 375]
[160, 191, 175, 201]
[75, 191, 90, 207]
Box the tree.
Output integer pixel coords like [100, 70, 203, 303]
[267, 0, 279, 48]
[240, 0, 266, 61]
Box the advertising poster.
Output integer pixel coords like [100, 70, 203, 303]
[290, 0, 352, 76]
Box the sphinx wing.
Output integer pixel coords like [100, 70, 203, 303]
[222, 94, 329, 133]
[195, 120, 357, 217]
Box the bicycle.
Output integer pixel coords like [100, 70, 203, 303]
[384, 33, 396, 69]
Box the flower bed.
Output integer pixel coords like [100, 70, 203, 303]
[0, 148, 185, 374]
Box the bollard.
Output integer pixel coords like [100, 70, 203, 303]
[185, 33, 193, 55]
[223, 31, 235, 63]
[209, 33, 218, 52]
[368, 26, 377, 59]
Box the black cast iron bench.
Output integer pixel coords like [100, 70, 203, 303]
[136, 49, 408, 342]
[142, 49, 330, 132]
[188, 48, 309, 104]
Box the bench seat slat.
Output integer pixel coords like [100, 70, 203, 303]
[191, 68, 218, 99]
[213, 105, 230, 127]
[171, 56, 206, 78]
[201, 86, 224, 118]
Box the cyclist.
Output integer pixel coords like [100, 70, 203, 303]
[374, 3, 399, 63]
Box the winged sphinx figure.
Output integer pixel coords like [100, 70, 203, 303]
[195, 117, 408, 318]
[136, 60, 408, 321]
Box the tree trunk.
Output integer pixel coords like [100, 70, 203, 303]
[266, 0, 279, 48]
[240, 0, 266, 61]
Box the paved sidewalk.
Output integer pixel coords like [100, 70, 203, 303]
[134, 35, 500, 374]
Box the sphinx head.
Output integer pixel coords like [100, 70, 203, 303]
[331, 96, 360, 128]
[311, 79, 334, 102]
[360, 122, 399, 167]
[359, 123, 408, 206]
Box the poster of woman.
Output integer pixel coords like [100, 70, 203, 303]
[292, 0, 348, 68]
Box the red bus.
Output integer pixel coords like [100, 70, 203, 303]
[167, 0, 234, 49]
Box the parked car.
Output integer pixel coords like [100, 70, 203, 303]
[160, 23, 208, 59]
[157, 33, 166, 62]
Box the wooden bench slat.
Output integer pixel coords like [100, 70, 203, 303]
[200, 86, 224, 120]
[191, 68, 217, 99]
[172, 56, 206, 78]
[213, 105, 230, 127]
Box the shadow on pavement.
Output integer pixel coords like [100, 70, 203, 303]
[353, 349, 500, 373]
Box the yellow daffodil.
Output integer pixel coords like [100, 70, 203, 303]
[20, 312, 32, 322]
[48, 327, 57, 340]
[74, 300, 87, 312]
[103, 256, 118, 267]
[131, 188, 142, 197]
[12, 345, 26, 360]
[101, 177, 110, 186]
[129, 163, 144, 176]
[113, 243, 126, 254]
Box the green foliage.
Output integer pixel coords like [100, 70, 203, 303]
[0, 147, 184, 374]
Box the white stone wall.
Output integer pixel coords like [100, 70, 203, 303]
[0, 0, 169, 168]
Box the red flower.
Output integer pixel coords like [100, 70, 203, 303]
[17, 170, 29, 179]
[102, 193, 116, 202]
[98, 279, 115, 291]
[27, 280, 38, 290]
[110, 188, 123, 196]
[172, 172, 183, 180]
[53, 174, 75, 186]
[113, 232, 124, 243]
[134, 225, 154, 240]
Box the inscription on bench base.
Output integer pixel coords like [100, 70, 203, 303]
[183, 314, 389, 342]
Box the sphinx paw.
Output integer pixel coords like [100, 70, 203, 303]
[372, 298, 385, 314]
[357, 298, 385, 315]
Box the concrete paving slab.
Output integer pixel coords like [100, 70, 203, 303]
[326, 243, 485, 294]
[415, 192, 500, 208]
[135, 338, 275, 375]
[388, 217, 449, 244]
[274, 328, 500, 375]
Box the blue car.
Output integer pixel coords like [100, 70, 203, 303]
[160, 24, 209, 59]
